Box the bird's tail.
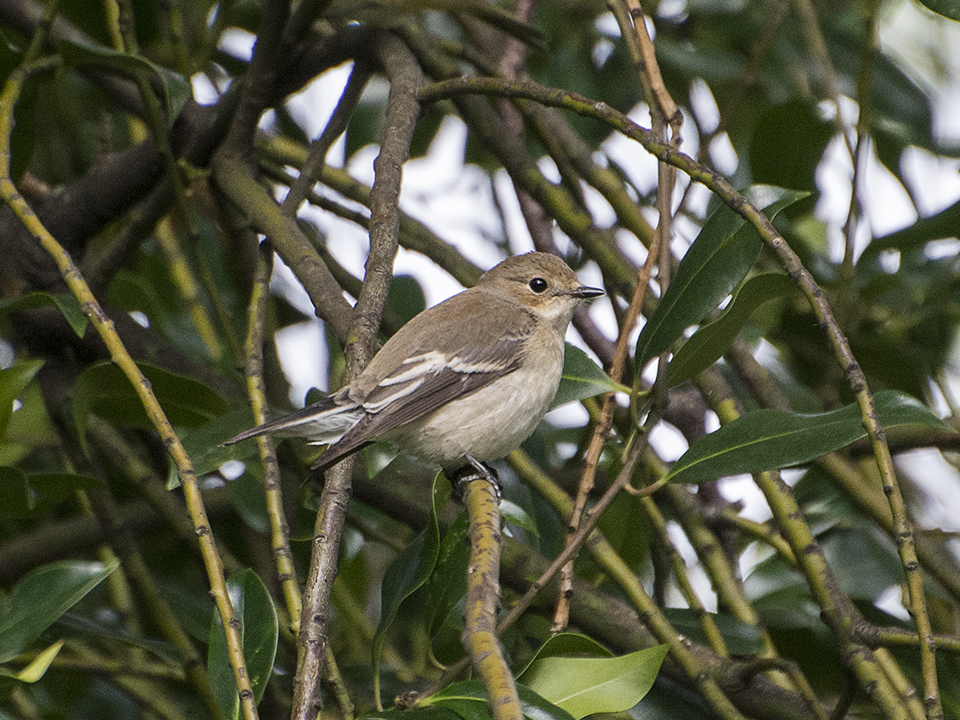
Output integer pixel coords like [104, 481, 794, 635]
[221, 392, 362, 446]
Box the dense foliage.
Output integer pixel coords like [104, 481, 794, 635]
[2, 0, 960, 719]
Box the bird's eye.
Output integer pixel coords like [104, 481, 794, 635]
[529, 277, 548, 293]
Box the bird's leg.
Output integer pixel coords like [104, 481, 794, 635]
[450, 455, 502, 502]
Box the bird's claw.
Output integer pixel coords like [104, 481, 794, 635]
[450, 456, 502, 502]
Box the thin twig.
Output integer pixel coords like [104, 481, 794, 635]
[291, 34, 420, 720]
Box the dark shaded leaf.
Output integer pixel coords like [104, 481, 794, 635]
[916, 0, 960, 20]
[59, 40, 192, 122]
[182, 407, 257, 475]
[750, 99, 833, 205]
[0, 470, 100, 518]
[661, 608, 764, 655]
[387, 274, 427, 326]
[208, 569, 279, 718]
[426, 510, 470, 638]
[0, 560, 118, 663]
[72, 361, 230, 450]
[373, 474, 448, 689]
[859, 198, 960, 264]
[668, 273, 796, 386]
[0, 292, 88, 337]
[0, 359, 44, 438]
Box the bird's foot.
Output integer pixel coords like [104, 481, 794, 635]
[450, 456, 502, 502]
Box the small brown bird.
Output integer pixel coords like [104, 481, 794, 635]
[224, 252, 603, 475]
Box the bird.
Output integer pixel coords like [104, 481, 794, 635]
[223, 252, 604, 479]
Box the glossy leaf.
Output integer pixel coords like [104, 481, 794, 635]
[750, 99, 833, 200]
[0, 469, 100, 518]
[182, 407, 257, 475]
[915, 0, 960, 21]
[360, 708, 460, 720]
[58, 40, 192, 122]
[0, 292, 87, 337]
[424, 680, 576, 720]
[520, 645, 669, 719]
[373, 473, 446, 692]
[668, 273, 796, 386]
[552, 344, 627, 409]
[661, 608, 764, 655]
[426, 510, 470, 638]
[208, 569, 279, 719]
[500, 499, 538, 535]
[517, 632, 612, 678]
[0, 560, 119, 663]
[0, 360, 44, 438]
[668, 390, 950, 484]
[635, 186, 807, 369]
[72, 360, 229, 450]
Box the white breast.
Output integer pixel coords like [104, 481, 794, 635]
[384, 338, 564, 468]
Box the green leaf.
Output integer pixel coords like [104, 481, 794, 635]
[426, 510, 470, 638]
[228, 465, 269, 534]
[668, 273, 797, 386]
[359, 708, 460, 720]
[517, 633, 612, 678]
[552, 344, 627, 409]
[72, 360, 229, 450]
[0, 39, 35, 182]
[661, 608, 764, 655]
[0, 470, 100, 518]
[750, 99, 833, 200]
[915, 0, 960, 21]
[0, 379, 58, 458]
[10, 66, 38, 183]
[373, 473, 446, 696]
[859, 197, 960, 264]
[500, 499, 538, 535]
[208, 569, 279, 719]
[424, 680, 576, 720]
[52, 611, 181, 666]
[520, 644, 668, 719]
[58, 40, 192, 122]
[668, 390, 950, 484]
[0, 359, 44, 438]
[387, 275, 427, 325]
[596, 491, 652, 575]
[0, 467, 30, 516]
[635, 186, 808, 369]
[0, 292, 88, 337]
[10, 640, 64, 683]
[0, 560, 119, 663]
[182, 407, 257, 475]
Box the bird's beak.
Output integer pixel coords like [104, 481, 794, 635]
[568, 285, 605, 299]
